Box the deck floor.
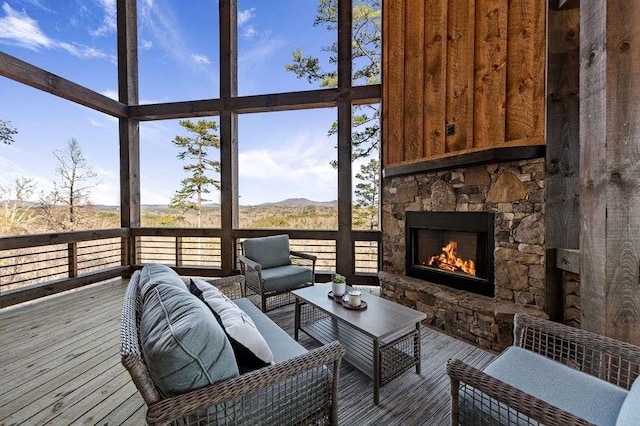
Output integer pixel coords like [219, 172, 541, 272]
[0, 280, 494, 425]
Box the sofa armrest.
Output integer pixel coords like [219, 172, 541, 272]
[146, 341, 345, 426]
[514, 313, 640, 389]
[446, 358, 592, 426]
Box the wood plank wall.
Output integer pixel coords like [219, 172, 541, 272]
[383, 0, 546, 167]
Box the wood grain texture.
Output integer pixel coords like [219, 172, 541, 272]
[386, 0, 406, 164]
[382, 0, 390, 166]
[0, 280, 494, 425]
[604, 0, 640, 343]
[474, 0, 507, 147]
[424, 0, 448, 156]
[506, 0, 546, 141]
[446, 0, 475, 152]
[403, 0, 425, 161]
[579, 1, 608, 336]
[545, 5, 580, 249]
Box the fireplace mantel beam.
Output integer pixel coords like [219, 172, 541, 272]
[383, 138, 545, 178]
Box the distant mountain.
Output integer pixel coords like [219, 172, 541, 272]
[252, 198, 338, 208]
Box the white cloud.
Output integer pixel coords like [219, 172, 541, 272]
[191, 53, 210, 64]
[0, 3, 113, 61]
[89, 119, 103, 127]
[242, 26, 257, 39]
[140, 39, 153, 50]
[101, 89, 118, 100]
[89, 0, 116, 37]
[238, 8, 255, 26]
[238, 134, 337, 204]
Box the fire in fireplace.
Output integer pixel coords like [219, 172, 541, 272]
[406, 211, 494, 296]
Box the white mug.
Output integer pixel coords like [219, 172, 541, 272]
[348, 290, 361, 307]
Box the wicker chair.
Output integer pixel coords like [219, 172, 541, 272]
[447, 313, 640, 425]
[238, 234, 317, 312]
[121, 273, 344, 426]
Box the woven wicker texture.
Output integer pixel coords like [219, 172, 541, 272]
[447, 313, 640, 425]
[120, 273, 344, 425]
[239, 241, 317, 312]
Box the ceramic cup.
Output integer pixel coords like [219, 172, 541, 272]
[348, 290, 362, 307]
[332, 281, 346, 297]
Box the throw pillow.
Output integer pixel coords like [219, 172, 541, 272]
[190, 278, 274, 373]
[140, 282, 238, 396]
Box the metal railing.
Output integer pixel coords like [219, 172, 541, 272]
[0, 227, 380, 308]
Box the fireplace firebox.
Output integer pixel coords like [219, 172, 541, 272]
[406, 211, 494, 296]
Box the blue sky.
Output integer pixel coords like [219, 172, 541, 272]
[0, 0, 374, 206]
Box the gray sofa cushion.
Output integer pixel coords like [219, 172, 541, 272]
[261, 265, 312, 293]
[140, 282, 239, 396]
[139, 263, 186, 297]
[243, 235, 291, 269]
[466, 346, 628, 426]
[616, 376, 640, 425]
[235, 298, 307, 362]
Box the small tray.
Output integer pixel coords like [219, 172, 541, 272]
[327, 291, 345, 303]
[341, 300, 368, 311]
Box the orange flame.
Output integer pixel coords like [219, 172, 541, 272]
[426, 241, 476, 276]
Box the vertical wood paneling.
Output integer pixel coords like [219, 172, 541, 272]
[579, 1, 608, 336]
[382, 0, 390, 166]
[386, 0, 405, 164]
[403, 0, 425, 161]
[604, 0, 640, 343]
[545, 5, 580, 250]
[506, 0, 545, 141]
[473, 0, 507, 147]
[446, 0, 475, 152]
[424, 0, 447, 156]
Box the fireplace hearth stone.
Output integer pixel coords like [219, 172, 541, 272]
[379, 271, 547, 352]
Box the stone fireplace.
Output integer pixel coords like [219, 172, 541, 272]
[379, 158, 549, 352]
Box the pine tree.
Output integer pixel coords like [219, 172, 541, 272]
[0, 119, 17, 145]
[354, 158, 379, 230]
[169, 119, 220, 228]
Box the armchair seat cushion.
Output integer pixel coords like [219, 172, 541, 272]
[463, 346, 628, 426]
[261, 265, 312, 293]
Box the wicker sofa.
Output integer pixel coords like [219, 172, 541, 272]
[121, 264, 344, 425]
[447, 313, 640, 425]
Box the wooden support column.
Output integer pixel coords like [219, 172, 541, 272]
[117, 0, 140, 272]
[545, 1, 580, 320]
[219, 0, 239, 275]
[580, 1, 640, 342]
[336, 0, 354, 280]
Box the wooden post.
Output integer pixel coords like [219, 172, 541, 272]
[336, 0, 354, 280]
[117, 0, 140, 275]
[580, 1, 640, 342]
[545, 1, 580, 319]
[68, 242, 78, 278]
[219, 0, 239, 275]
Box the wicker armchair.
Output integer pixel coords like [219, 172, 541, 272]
[121, 273, 344, 426]
[447, 313, 640, 425]
[238, 234, 317, 312]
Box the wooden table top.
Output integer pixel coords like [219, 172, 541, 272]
[292, 284, 426, 340]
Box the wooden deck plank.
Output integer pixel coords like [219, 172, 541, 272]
[0, 281, 494, 425]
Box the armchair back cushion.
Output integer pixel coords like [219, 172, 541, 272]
[481, 346, 627, 426]
[243, 235, 291, 269]
[140, 281, 239, 396]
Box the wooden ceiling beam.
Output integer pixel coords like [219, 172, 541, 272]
[0, 51, 128, 118]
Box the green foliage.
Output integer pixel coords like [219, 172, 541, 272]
[169, 119, 221, 227]
[286, 0, 381, 161]
[331, 272, 346, 283]
[0, 119, 17, 145]
[141, 212, 184, 227]
[354, 158, 379, 230]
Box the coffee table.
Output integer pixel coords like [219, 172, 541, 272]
[292, 284, 426, 404]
